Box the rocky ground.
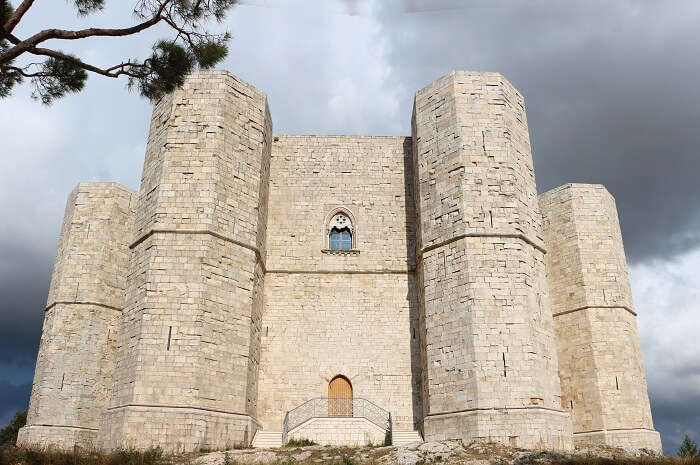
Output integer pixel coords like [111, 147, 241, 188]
[189, 440, 672, 465]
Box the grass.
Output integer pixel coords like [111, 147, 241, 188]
[556, 456, 700, 465]
[199, 444, 247, 453]
[0, 446, 164, 465]
[284, 438, 318, 447]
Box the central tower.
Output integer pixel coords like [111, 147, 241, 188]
[412, 71, 571, 449]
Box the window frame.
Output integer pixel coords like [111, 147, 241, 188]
[323, 206, 358, 252]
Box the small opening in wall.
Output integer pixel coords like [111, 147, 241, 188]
[502, 352, 507, 377]
[489, 210, 493, 228]
[412, 327, 416, 339]
[167, 326, 172, 351]
[616, 376, 619, 390]
[570, 400, 573, 409]
[266, 326, 269, 337]
[107, 329, 110, 343]
[60, 373, 64, 391]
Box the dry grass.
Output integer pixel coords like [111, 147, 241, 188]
[0, 446, 164, 465]
[283, 439, 318, 447]
[2, 442, 699, 465]
[554, 457, 700, 465]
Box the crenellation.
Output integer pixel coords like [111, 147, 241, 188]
[19, 70, 661, 453]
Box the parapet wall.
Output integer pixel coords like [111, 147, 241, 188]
[540, 184, 661, 452]
[18, 183, 136, 450]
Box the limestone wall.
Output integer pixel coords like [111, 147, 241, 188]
[101, 71, 271, 452]
[264, 136, 415, 272]
[412, 71, 571, 450]
[257, 136, 421, 432]
[540, 184, 661, 452]
[18, 183, 135, 450]
[288, 418, 387, 446]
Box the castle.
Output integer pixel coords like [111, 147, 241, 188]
[17, 70, 661, 453]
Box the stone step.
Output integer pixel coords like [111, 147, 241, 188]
[392, 430, 423, 446]
[252, 431, 283, 449]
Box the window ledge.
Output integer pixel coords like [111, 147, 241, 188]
[321, 249, 361, 255]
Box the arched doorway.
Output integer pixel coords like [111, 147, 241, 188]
[328, 375, 353, 417]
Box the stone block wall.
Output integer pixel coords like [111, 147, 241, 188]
[257, 136, 421, 432]
[100, 71, 272, 452]
[288, 418, 387, 446]
[264, 136, 415, 272]
[259, 273, 420, 431]
[412, 71, 571, 449]
[18, 183, 136, 450]
[540, 184, 661, 452]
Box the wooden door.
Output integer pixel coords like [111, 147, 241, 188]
[328, 376, 352, 417]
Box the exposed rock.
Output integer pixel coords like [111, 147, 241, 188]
[192, 440, 662, 465]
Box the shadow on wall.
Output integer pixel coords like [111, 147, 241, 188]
[402, 135, 423, 432]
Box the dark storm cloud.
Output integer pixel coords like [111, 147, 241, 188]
[375, 0, 700, 264]
[0, 381, 31, 426]
[0, 240, 49, 365]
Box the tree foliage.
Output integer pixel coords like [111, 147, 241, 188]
[679, 434, 699, 457]
[0, 0, 237, 104]
[0, 410, 26, 448]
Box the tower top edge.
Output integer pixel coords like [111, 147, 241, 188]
[539, 183, 612, 199]
[413, 70, 518, 99]
[181, 69, 268, 100]
[272, 134, 411, 140]
[72, 181, 137, 196]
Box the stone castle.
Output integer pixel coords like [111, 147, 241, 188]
[17, 70, 661, 453]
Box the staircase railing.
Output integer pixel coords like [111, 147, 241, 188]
[282, 397, 392, 444]
[281, 411, 289, 445]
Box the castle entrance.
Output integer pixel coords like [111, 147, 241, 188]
[328, 375, 353, 417]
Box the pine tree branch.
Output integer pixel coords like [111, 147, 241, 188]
[0, 0, 173, 65]
[27, 46, 148, 78]
[1, 63, 45, 77]
[3, 0, 35, 34]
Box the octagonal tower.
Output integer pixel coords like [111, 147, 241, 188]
[100, 71, 272, 452]
[412, 71, 572, 449]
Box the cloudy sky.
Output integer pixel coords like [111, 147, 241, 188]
[1, 0, 699, 454]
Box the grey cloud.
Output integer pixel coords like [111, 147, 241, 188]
[0, 381, 31, 426]
[374, 0, 700, 263]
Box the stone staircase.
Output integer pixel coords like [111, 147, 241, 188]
[391, 430, 423, 446]
[252, 430, 283, 448]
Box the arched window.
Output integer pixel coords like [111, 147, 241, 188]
[329, 227, 352, 250]
[324, 208, 357, 251]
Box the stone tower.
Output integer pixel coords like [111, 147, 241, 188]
[539, 184, 661, 450]
[17, 183, 135, 449]
[98, 71, 272, 452]
[412, 71, 571, 449]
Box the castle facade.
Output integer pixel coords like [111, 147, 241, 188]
[17, 70, 661, 453]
